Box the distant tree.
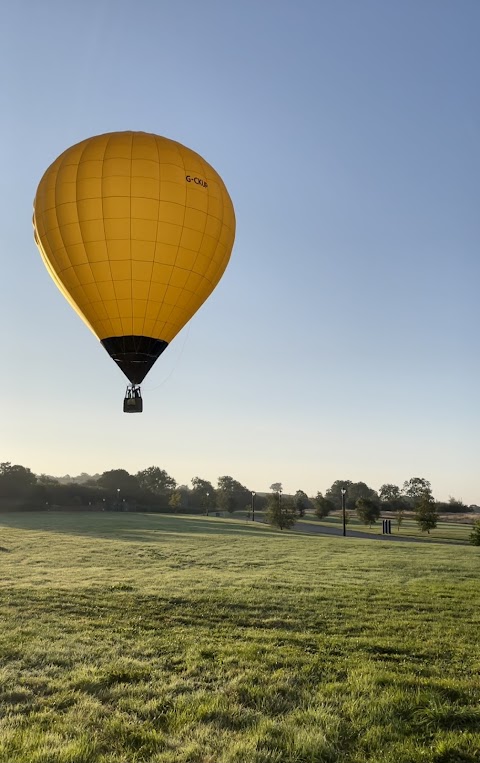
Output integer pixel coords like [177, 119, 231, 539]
[414, 492, 438, 533]
[37, 474, 59, 487]
[436, 497, 469, 514]
[191, 477, 216, 515]
[379, 483, 408, 530]
[469, 521, 480, 546]
[395, 502, 406, 531]
[324, 480, 353, 510]
[136, 466, 176, 495]
[217, 476, 250, 513]
[219, 492, 236, 513]
[379, 483, 401, 504]
[293, 490, 311, 517]
[313, 492, 335, 519]
[0, 462, 37, 502]
[356, 497, 380, 527]
[98, 469, 139, 493]
[168, 491, 182, 512]
[403, 477, 432, 507]
[174, 485, 191, 511]
[250, 493, 268, 516]
[447, 496, 467, 512]
[32, 474, 62, 508]
[83, 478, 101, 487]
[75, 472, 97, 485]
[325, 480, 378, 511]
[269, 482, 283, 494]
[348, 482, 379, 509]
[265, 491, 296, 530]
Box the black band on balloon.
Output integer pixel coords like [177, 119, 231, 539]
[101, 336, 168, 384]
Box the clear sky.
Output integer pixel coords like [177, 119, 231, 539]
[1, 0, 479, 502]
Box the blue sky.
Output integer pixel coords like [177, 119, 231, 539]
[1, 0, 479, 502]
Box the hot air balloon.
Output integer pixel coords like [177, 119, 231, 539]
[33, 131, 235, 412]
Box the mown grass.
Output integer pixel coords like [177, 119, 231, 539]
[0, 511, 479, 762]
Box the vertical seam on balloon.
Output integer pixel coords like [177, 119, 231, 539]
[101, 133, 119, 339]
[159, 144, 194, 340]
[129, 132, 134, 346]
[140, 134, 162, 340]
[169, 154, 215, 338]
[189, 155, 215, 288]
[75, 139, 99, 318]
[53, 152, 73, 275]
[157, 142, 188, 340]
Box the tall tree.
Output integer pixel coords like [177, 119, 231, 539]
[324, 480, 353, 510]
[293, 490, 311, 517]
[269, 482, 283, 494]
[469, 521, 480, 546]
[175, 485, 191, 510]
[379, 483, 401, 504]
[191, 477, 216, 515]
[217, 476, 250, 513]
[402, 477, 432, 507]
[394, 500, 407, 531]
[325, 480, 378, 511]
[313, 492, 335, 519]
[356, 497, 380, 528]
[0, 462, 37, 500]
[98, 469, 140, 494]
[265, 491, 296, 531]
[136, 466, 176, 495]
[168, 491, 182, 512]
[348, 482, 379, 508]
[414, 492, 438, 533]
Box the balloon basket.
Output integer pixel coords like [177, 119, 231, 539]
[124, 385, 143, 413]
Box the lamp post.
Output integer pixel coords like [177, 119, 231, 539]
[206, 491, 210, 517]
[251, 491, 256, 522]
[341, 488, 347, 537]
[116, 488, 120, 511]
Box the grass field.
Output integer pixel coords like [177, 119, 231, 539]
[0, 511, 479, 763]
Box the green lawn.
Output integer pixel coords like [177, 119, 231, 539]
[0, 511, 479, 763]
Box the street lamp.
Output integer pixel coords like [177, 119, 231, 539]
[206, 491, 210, 517]
[117, 488, 120, 511]
[341, 488, 347, 537]
[251, 491, 256, 522]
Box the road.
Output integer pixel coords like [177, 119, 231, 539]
[289, 520, 462, 545]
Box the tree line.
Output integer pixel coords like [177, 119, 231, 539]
[259, 478, 469, 534]
[1, 462, 476, 536]
[0, 462, 259, 515]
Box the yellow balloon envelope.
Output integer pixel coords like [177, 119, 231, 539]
[33, 131, 235, 393]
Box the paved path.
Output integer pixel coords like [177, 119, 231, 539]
[290, 521, 462, 545]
